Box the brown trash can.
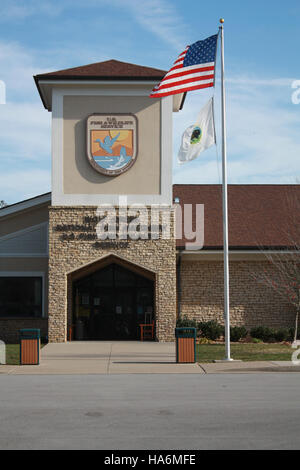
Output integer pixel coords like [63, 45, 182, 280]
[20, 329, 40, 365]
[175, 328, 196, 363]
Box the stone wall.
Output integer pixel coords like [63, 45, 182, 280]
[48, 206, 176, 342]
[179, 260, 296, 329]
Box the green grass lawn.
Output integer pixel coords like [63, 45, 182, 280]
[5, 344, 20, 365]
[196, 342, 294, 363]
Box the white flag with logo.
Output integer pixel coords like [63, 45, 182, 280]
[177, 98, 216, 164]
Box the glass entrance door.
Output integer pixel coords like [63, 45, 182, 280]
[73, 263, 154, 340]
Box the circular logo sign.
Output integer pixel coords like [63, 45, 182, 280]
[87, 114, 138, 176]
[190, 126, 202, 145]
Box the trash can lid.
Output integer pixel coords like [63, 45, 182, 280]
[19, 328, 41, 338]
[175, 327, 197, 338]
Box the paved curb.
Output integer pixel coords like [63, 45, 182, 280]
[199, 361, 300, 373]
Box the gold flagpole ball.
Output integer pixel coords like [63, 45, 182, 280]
[220, 18, 224, 24]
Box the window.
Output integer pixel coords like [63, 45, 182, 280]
[0, 277, 42, 317]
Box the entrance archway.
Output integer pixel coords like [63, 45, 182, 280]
[72, 262, 155, 340]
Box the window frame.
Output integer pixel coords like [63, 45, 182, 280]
[0, 272, 45, 318]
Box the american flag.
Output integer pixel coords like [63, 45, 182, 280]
[150, 34, 218, 98]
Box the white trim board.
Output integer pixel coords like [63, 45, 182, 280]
[38, 80, 160, 110]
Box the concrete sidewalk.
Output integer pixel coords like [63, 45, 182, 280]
[1, 341, 300, 374]
[3, 341, 203, 375]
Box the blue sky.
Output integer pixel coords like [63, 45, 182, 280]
[0, 0, 299, 204]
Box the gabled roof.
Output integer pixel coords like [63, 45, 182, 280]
[173, 184, 300, 250]
[0, 192, 51, 218]
[34, 59, 166, 81]
[34, 59, 167, 111]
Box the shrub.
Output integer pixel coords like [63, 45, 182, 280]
[250, 326, 278, 343]
[273, 328, 290, 342]
[198, 320, 224, 341]
[251, 326, 299, 343]
[250, 326, 276, 342]
[288, 328, 294, 341]
[288, 325, 300, 341]
[230, 326, 248, 342]
[286, 327, 300, 342]
[176, 315, 197, 329]
[252, 338, 262, 343]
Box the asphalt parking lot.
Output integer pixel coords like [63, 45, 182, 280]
[0, 373, 299, 450]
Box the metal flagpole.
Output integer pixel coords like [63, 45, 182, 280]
[219, 19, 232, 361]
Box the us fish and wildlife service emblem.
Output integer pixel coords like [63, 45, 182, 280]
[87, 114, 138, 176]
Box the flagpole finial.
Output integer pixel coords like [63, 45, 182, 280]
[220, 18, 224, 24]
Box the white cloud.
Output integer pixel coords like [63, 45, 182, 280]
[0, 36, 112, 204]
[116, 0, 186, 51]
[0, 41, 51, 203]
[0, 169, 50, 204]
[0, 102, 51, 162]
[226, 77, 295, 88]
[1, 0, 187, 53]
[0, 1, 65, 22]
[0, 41, 51, 101]
[173, 77, 300, 184]
[0, 40, 111, 101]
[0, 22, 299, 204]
